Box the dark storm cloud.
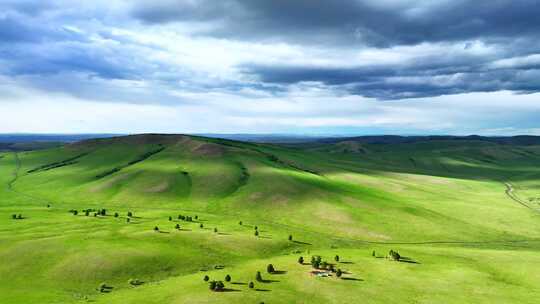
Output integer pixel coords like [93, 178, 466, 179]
[131, 0, 540, 46]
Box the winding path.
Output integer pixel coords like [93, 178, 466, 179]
[504, 182, 539, 213]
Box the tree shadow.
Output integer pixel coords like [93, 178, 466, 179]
[255, 288, 271, 292]
[218, 232, 232, 235]
[399, 257, 421, 264]
[271, 270, 287, 275]
[340, 261, 354, 264]
[259, 236, 272, 239]
[221, 288, 241, 292]
[158, 231, 170, 234]
[232, 282, 247, 285]
[261, 279, 280, 283]
[293, 240, 312, 245]
[341, 277, 363, 281]
[179, 228, 192, 231]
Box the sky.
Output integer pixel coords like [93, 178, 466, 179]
[1, 0, 540, 135]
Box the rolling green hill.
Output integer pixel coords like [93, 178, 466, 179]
[1, 134, 539, 303]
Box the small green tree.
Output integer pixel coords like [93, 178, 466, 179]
[372, 250, 376, 257]
[85, 210, 90, 216]
[17, 214, 22, 219]
[195, 215, 198, 220]
[200, 223, 204, 228]
[126, 218, 130, 223]
[254, 226, 258, 230]
[208, 280, 216, 290]
[336, 269, 342, 278]
[225, 274, 231, 282]
[267, 264, 275, 274]
[215, 281, 224, 291]
[203, 275, 209, 282]
[256, 271, 263, 282]
[254, 230, 259, 236]
[334, 255, 340, 262]
[127, 211, 133, 217]
[298, 256, 304, 264]
[239, 221, 243, 225]
[175, 224, 180, 230]
[73, 210, 78, 215]
[288, 234, 293, 241]
[114, 212, 119, 218]
[168, 216, 172, 221]
[11, 214, 16, 219]
[100, 209, 106, 216]
[154, 226, 159, 232]
[214, 228, 218, 233]
[249, 281, 254, 289]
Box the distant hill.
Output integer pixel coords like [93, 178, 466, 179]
[315, 135, 540, 146]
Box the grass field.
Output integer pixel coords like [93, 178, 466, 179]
[1, 134, 539, 303]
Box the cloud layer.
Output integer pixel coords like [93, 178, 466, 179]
[1, 0, 540, 134]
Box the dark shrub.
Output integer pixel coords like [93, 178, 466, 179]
[154, 226, 159, 232]
[195, 215, 198, 220]
[100, 209, 106, 216]
[254, 226, 258, 230]
[114, 212, 119, 218]
[239, 221, 242, 225]
[73, 210, 78, 215]
[85, 210, 90, 216]
[203, 275, 209, 282]
[17, 214, 22, 219]
[267, 264, 275, 274]
[12, 214, 17, 219]
[225, 274, 231, 282]
[126, 218, 130, 223]
[209, 280, 216, 290]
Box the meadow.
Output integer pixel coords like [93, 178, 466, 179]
[1, 134, 539, 303]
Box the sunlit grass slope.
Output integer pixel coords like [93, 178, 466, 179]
[1, 134, 539, 303]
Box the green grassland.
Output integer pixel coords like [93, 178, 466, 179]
[1, 134, 539, 303]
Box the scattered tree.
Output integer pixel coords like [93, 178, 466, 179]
[249, 282, 254, 289]
[168, 216, 172, 221]
[203, 275, 210, 282]
[11, 214, 16, 219]
[100, 209, 106, 216]
[17, 214, 22, 219]
[298, 256, 304, 264]
[85, 210, 90, 216]
[200, 223, 204, 228]
[94, 213, 98, 217]
[126, 218, 130, 223]
[288, 234, 293, 241]
[372, 250, 376, 257]
[154, 226, 159, 232]
[336, 269, 342, 278]
[267, 264, 275, 274]
[225, 274, 231, 282]
[254, 230, 259, 237]
[214, 228, 218, 233]
[73, 210, 78, 215]
[195, 215, 198, 220]
[208, 280, 216, 290]
[47, 204, 50, 208]
[127, 211, 133, 217]
[239, 221, 243, 225]
[334, 255, 340, 262]
[389, 249, 401, 261]
[214, 281, 224, 291]
[175, 224, 180, 230]
[114, 212, 119, 218]
[256, 271, 263, 282]
[254, 226, 258, 230]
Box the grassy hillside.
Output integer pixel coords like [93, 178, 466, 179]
[1, 134, 539, 303]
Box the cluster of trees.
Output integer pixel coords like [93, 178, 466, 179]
[11, 214, 23, 220]
[177, 214, 196, 222]
[209, 280, 225, 291]
[389, 249, 401, 261]
[309, 255, 338, 273]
